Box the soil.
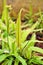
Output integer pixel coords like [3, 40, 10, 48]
[35, 32, 43, 49]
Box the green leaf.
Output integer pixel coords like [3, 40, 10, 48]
[21, 41, 28, 49]
[29, 46, 43, 54]
[8, 57, 13, 65]
[23, 33, 36, 50]
[2, 41, 5, 50]
[0, 49, 4, 54]
[24, 46, 43, 59]
[28, 56, 43, 65]
[16, 8, 23, 49]
[14, 59, 19, 65]
[1, 0, 10, 50]
[22, 33, 36, 59]
[0, 54, 8, 63]
[2, 31, 8, 38]
[8, 36, 14, 51]
[2, 0, 7, 22]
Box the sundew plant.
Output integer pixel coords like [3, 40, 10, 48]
[0, 0, 43, 65]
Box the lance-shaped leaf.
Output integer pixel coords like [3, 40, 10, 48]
[22, 33, 36, 50]
[22, 33, 36, 59]
[2, 0, 7, 22]
[29, 46, 43, 54]
[16, 8, 23, 48]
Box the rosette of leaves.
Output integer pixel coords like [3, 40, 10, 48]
[0, 0, 43, 65]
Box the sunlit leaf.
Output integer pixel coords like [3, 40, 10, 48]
[29, 46, 43, 54]
[0, 54, 8, 63]
[16, 8, 23, 49]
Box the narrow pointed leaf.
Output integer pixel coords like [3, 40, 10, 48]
[29, 46, 43, 54]
[16, 9, 23, 48]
